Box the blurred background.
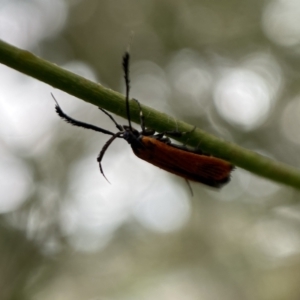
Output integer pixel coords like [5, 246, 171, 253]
[1, 0, 300, 299]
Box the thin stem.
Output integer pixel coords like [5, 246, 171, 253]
[0, 39, 300, 189]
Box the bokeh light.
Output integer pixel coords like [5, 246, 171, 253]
[262, 0, 300, 48]
[213, 52, 282, 131]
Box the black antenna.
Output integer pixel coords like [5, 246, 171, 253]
[122, 51, 132, 130]
[51, 93, 115, 136]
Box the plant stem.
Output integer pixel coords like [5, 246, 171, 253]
[0, 39, 300, 189]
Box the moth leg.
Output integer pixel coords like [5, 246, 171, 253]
[133, 99, 145, 132]
[185, 179, 194, 197]
[155, 126, 197, 141]
[98, 107, 123, 131]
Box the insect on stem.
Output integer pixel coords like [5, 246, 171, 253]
[52, 49, 234, 190]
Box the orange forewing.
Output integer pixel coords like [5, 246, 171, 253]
[131, 136, 233, 187]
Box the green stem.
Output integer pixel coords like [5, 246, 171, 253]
[0, 39, 300, 189]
